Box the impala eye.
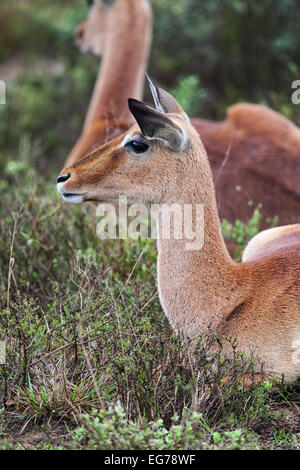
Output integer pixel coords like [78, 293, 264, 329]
[86, 0, 94, 6]
[125, 139, 149, 154]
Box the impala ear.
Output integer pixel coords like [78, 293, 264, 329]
[128, 98, 187, 152]
[146, 74, 189, 120]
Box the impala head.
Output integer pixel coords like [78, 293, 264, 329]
[57, 77, 204, 205]
[75, 0, 152, 56]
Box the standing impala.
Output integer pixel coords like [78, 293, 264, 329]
[57, 78, 300, 382]
[65, 0, 152, 167]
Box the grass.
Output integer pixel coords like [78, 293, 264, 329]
[0, 0, 299, 451]
[0, 157, 299, 450]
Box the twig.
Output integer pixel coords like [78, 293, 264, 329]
[215, 141, 233, 187]
[7, 206, 23, 310]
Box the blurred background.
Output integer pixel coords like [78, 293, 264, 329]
[1, 0, 300, 175]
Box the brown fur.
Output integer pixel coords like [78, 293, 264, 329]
[191, 104, 300, 226]
[57, 86, 300, 382]
[65, 0, 152, 167]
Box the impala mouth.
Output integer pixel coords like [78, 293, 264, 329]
[60, 192, 85, 204]
[57, 182, 86, 204]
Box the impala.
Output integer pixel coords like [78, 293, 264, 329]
[65, 0, 152, 167]
[69, 0, 300, 226]
[57, 78, 300, 382]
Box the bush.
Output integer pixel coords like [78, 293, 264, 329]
[70, 402, 258, 450]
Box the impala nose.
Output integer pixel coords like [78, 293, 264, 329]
[57, 173, 70, 184]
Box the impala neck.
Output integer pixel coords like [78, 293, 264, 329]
[84, 0, 152, 131]
[155, 146, 247, 338]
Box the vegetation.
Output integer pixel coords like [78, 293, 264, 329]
[0, 0, 299, 451]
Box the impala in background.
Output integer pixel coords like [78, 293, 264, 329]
[65, 0, 152, 167]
